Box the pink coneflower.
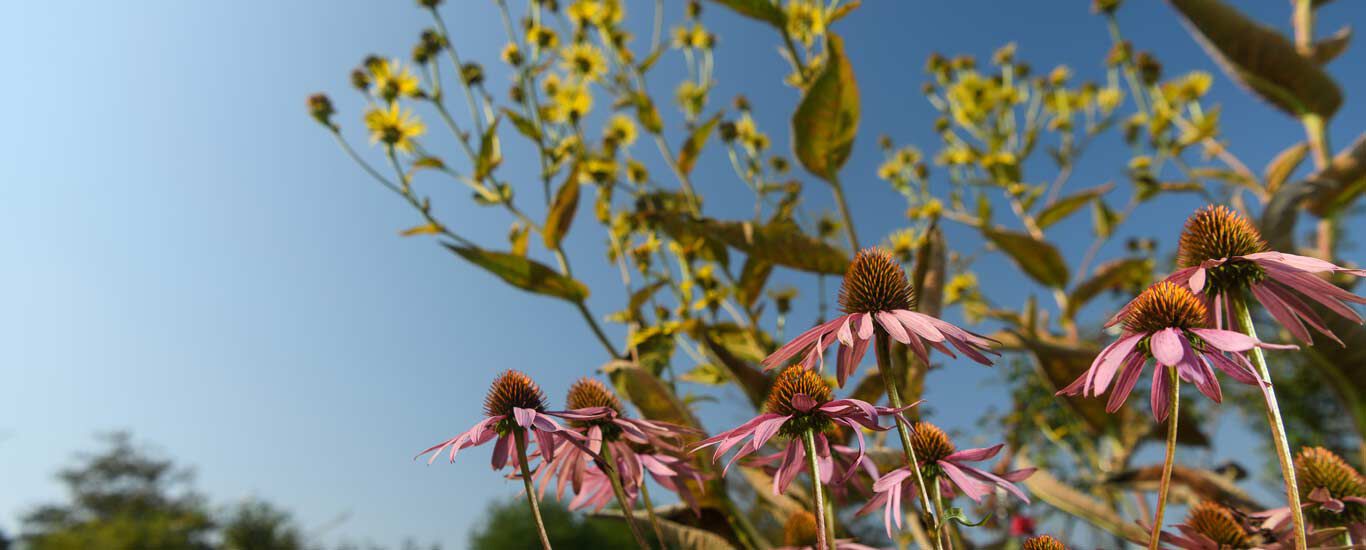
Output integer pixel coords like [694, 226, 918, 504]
[1255, 447, 1366, 533]
[1060, 281, 1294, 421]
[691, 366, 907, 489]
[1021, 535, 1067, 550]
[1115, 205, 1366, 345]
[416, 370, 581, 469]
[748, 434, 882, 498]
[856, 422, 1034, 538]
[776, 511, 883, 550]
[1157, 500, 1328, 550]
[762, 248, 998, 387]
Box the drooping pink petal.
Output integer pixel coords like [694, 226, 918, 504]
[1176, 335, 1221, 403]
[876, 311, 911, 344]
[857, 313, 875, 339]
[1106, 352, 1148, 413]
[939, 460, 991, 503]
[1189, 328, 1257, 352]
[1246, 251, 1348, 274]
[837, 335, 870, 387]
[957, 463, 1031, 503]
[491, 433, 512, 470]
[1189, 267, 1207, 293]
[750, 415, 792, 451]
[1252, 283, 1317, 344]
[762, 316, 847, 370]
[1151, 365, 1172, 422]
[774, 440, 806, 494]
[1086, 333, 1143, 397]
[1150, 328, 1185, 367]
[1204, 350, 1261, 386]
[837, 316, 855, 346]
[945, 443, 1003, 462]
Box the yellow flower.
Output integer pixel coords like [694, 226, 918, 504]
[526, 25, 559, 51]
[604, 114, 637, 146]
[733, 113, 769, 152]
[568, 0, 624, 27]
[369, 59, 421, 102]
[364, 103, 426, 153]
[785, 1, 825, 48]
[547, 79, 592, 122]
[676, 81, 707, 118]
[1097, 87, 1123, 113]
[584, 156, 618, 183]
[500, 42, 523, 66]
[560, 43, 608, 83]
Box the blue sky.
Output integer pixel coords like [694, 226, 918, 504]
[2, 1, 1363, 548]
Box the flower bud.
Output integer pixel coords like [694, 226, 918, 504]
[307, 93, 335, 127]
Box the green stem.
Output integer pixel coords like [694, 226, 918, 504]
[638, 481, 667, 549]
[1230, 292, 1309, 550]
[514, 430, 554, 550]
[874, 330, 942, 550]
[828, 174, 860, 251]
[1148, 366, 1180, 550]
[802, 430, 831, 550]
[600, 445, 653, 550]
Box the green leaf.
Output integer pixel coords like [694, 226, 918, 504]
[1168, 0, 1342, 118]
[678, 113, 721, 176]
[697, 323, 771, 408]
[635, 93, 664, 135]
[1264, 142, 1308, 196]
[1066, 258, 1153, 319]
[628, 280, 667, 316]
[399, 222, 443, 237]
[474, 117, 502, 181]
[500, 108, 541, 142]
[680, 363, 729, 385]
[1306, 132, 1366, 216]
[544, 164, 582, 249]
[603, 360, 697, 427]
[444, 244, 589, 302]
[706, 0, 785, 27]
[735, 256, 773, 310]
[1311, 26, 1352, 65]
[411, 156, 445, 171]
[642, 207, 849, 275]
[1035, 184, 1112, 229]
[791, 33, 859, 181]
[981, 227, 1070, 288]
[827, 0, 861, 24]
[943, 508, 991, 527]
[1092, 200, 1119, 238]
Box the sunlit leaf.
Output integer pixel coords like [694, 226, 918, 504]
[982, 227, 1070, 288]
[444, 244, 588, 302]
[1035, 184, 1113, 229]
[644, 209, 849, 275]
[792, 33, 859, 181]
[706, 0, 785, 28]
[399, 222, 443, 237]
[735, 257, 773, 310]
[500, 108, 541, 142]
[1306, 132, 1366, 216]
[1092, 200, 1119, 238]
[474, 117, 502, 181]
[697, 323, 771, 408]
[635, 93, 664, 135]
[1066, 257, 1152, 320]
[1264, 142, 1308, 196]
[678, 113, 721, 176]
[411, 156, 445, 170]
[544, 164, 582, 249]
[603, 360, 698, 427]
[827, 1, 861, 24]
[681, 363, 729, 385]
[1168, 0, 1342, 118]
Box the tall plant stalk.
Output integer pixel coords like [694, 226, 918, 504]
[874, 330, 943, 550]
[1230, 292, 1309, 550]
[514, 430, 554, 550]
[802, 430, 831, 550]
[1148, 366, 1179, 550]
[600, 445, 654, 550]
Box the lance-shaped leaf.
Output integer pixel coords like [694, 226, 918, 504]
[1035, 184, 1113, 229]
[1167, 0, 1342, 118]
[735, 256, 773, 310]
[399, 222, 444, 237]
[500, 108, 541, 141]
[1066, 257, 1153, 320]
[1264, 142, 1309, 196]
[603, 360, 698, 427]
[982, 227, 1070, 288]
[474, 117, 502, 181]
[544, 164, 582, 249]
[792, 33, 859, 181]
[706, 0, 784, 28]
[645, 210, 850, 275]
[1307, 132, 1366, 216]
[678, 113, 721, 176]
[444, 244, 589, 302]
[635, 93, 664, 135]
[697, 324, 771, 408]
[1311, 26, 1352, 65]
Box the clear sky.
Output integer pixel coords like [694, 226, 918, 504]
[2, 1, 1363, 548]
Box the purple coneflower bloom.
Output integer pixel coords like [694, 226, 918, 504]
[1257, 447, 1366, 537]
[1161, 501, 1293, 550]
[1061, 281, 1295, 421]
[1021, 535, 1066, 550]
[776, 511, 884, 550]
[762, 248, 998, 387]
[749, 435, 881, 498]
[857, 422, 1033, 538]
[691, 366, 909, 491]
[534, 378, 701, 511]
[1116, 205, 1366, 345]
[416, 370, 583, 470]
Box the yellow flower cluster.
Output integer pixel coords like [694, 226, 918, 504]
[364, 102, 426, 153]
[785, 0, 826, 48]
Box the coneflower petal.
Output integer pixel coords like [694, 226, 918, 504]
[775, 440, 805, 494]
[958, 463, 1032, 503]
[1106, 353, 1147, 413]
[491, 433, 512, 470]
[1189, 328, 1256, 352]
[1151, 366, 1172, 422]
[945, 444, 1003, 462]
[1087, 333, 1142, 396]
[1151, 328, 1184, 367]
[762, 316, 845, 369]
[1205, 350, 1260, 386]
[1252, 283, 1319, 344]
[857, 313, 875, 339]
[896, 310, 946, 342]
[876, 311, 911, 344]
[939, 460, 990, 503]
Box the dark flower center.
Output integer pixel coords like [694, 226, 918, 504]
[1178, 206, 1269, 294]
[765, 366, 833, 436]
[1021, 535, 1067, 550]
[1187, 502, 1254, 549]
[565, 377, 625, 439]
[1296, 446, 1366, 526]
[839, 248, 917, 314]
[1122, 281, 1208, 334]
[781, 511, 820, 547]
[483, 370, 548, 418]
[910, 421, 957, 463]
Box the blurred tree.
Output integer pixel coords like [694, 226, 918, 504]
[221, 499, 305, 550]
[467, 498, 634, 550]
[19, 432, 215, 550]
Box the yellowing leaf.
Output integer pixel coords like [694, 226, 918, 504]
[1307, 132, 1366, 216]
[603, 360, 698, 427]
[677, 113, 721, 176]
[635, 93, 664, 135]
[792, 33, 859, 181]
[474, 117, 502, 181]
[647, 210, 851, 275]
[444, 244, 588, 302]
[982, 227, 1070, 288]
[1264, 142, 1308, 196]
[1066, 257, 1153, 320]
[706, 0, 785, 28]
[735, 256, 773, 310]
[411, 156, 445, 170]
[1169, 0, 1342, 118]
[1035, 184, 1113, 229]
[399, 222, 443, 237]
[544, 164, 582, 249]
[500, 108, 541, 141]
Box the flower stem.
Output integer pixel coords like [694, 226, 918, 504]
[600, 445, 654, 550]
[637, 479, 667, 548]
[1230, 291, 1309, 550]
[513, 429, 554, 550]
[1148, 366, 1180, 550]
[802, 429, 831, 550]
[827, 174, 861, 251]
[874, 330, 943, 550]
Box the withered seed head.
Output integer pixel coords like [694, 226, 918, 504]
[839, 248, 916, 314]
[765, 366, 833, 417]
[910, 421, 957, 463]
[483, 370, 548, 417]
[781, 511, 819, 547]
[1021, 535, 1067, 550]
[1295, 446, 1366, 525]
[566, 377, 624, 414]
[1122, 281, 1209, 334]
[1186, 502, 1254, 548]
[1178, 205, 1267, 268]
